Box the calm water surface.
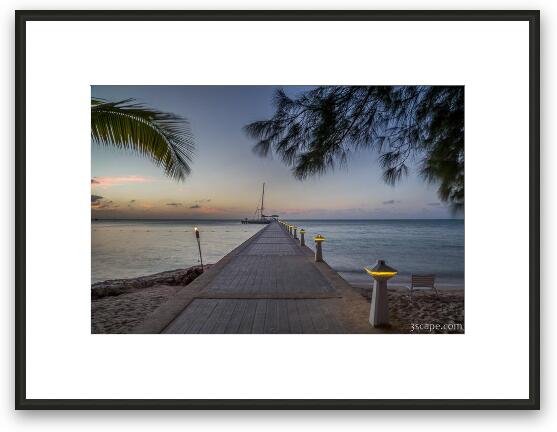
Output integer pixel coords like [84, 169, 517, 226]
[92, 219, 464, 287]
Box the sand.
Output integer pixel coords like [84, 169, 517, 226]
[351, 284, 464, 334]
[91, 266, 207, 334]
[92, 269, 464, 334]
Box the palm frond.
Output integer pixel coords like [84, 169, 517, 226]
[91, 98, 194, 181]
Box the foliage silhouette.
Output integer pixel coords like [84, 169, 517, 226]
[91, 98, 194, 181]
[245, 86, 464, 211]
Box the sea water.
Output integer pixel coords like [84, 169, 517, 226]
[91, 219, 464, 288]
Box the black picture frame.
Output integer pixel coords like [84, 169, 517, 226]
[15, 9, 540, 410]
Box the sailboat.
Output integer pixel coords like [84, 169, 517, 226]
[241, 183, 278, 224]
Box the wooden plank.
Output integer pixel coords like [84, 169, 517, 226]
[287, 299, 302, 333]
[306, 300, 330, 333]
[183, 299, 219, 334]
[320, 300, 346, 334]
[251, 299, 267, 333]
[264, 300, 279, 334]
[237, 300, 258, 334]
[277, 300, 290, 333]
[225, 300, 249, 334]
[210, 300, 239, 334]
[297, 300, 316, 334]
[163, 299, 203, 333]
[198, 299, 228, 333]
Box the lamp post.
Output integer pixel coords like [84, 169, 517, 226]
[364, 260, 398, 328]
[299, 229, 305, 247]
[314, 234, 326, 262]
[194, 227, 204, 272]
[293, 226, 298, 239]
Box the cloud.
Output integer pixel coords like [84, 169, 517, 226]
[427, 202, 441, 206]
[129, 199, 136, 203]
[382, 200, 401, 205]
[193, 198, 212, 204]
[90, 175, 151, 187]
[189, 204, 201, 209]
[166, 202, 183, 207]
[91, 195, 119, 209]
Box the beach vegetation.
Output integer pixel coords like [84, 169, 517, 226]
[91, 98, 195, 181]
[245, 86, 464, 211]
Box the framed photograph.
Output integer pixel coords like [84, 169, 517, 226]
[15, 10, 539, 409]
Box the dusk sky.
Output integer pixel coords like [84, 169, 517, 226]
[91, 85, 456, 219]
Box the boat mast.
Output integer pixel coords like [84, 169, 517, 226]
[261, 183, 265, 218]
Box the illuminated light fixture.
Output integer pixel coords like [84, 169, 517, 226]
[365, 260, 398, 328]
[299, 229, 305, 234]
[364, 260, 398, 279]
[313, 234, 326, 262]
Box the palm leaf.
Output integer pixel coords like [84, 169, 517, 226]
[91, 98, 194, 181]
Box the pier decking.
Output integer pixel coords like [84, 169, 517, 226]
[135, 220, 382, 334]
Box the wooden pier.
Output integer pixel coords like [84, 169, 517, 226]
[134, 220, 383, 334]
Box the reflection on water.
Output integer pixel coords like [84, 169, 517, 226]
[292, 219, 464, 287]
[91, 220, 263, 283]
[92, 219, 464, 288]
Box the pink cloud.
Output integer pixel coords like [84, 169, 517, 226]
[91, 175, 151, 187]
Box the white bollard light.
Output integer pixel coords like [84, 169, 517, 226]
[364, 260, 398, 328]
[299, 229, 305, 247]
[314, 234, 326, 262]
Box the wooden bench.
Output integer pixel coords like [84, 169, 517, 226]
[406, 274, 439, 301]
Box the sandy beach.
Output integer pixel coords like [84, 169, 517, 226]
[351, 283, 464, 334]
[91, 266, 207, 334]
[92, 267, 464, 334]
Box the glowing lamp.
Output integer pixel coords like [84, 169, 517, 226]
[364, 260, 398, 279]
[365, 260, 398, 328]
[314, 234, 326, 262]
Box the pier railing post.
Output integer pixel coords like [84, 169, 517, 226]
[293, 226, 298, 239]
[364, 260, 398, 328]
[299, 229, 305, 246]
[314, 235, 325, 262]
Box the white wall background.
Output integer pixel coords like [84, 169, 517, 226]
[0, 0, 553, 429]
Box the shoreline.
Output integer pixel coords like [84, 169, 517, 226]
[91, 265, 208, 333]
[92, 265, 464, 334]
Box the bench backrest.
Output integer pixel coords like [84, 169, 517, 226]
[411, 274, 435, 288]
